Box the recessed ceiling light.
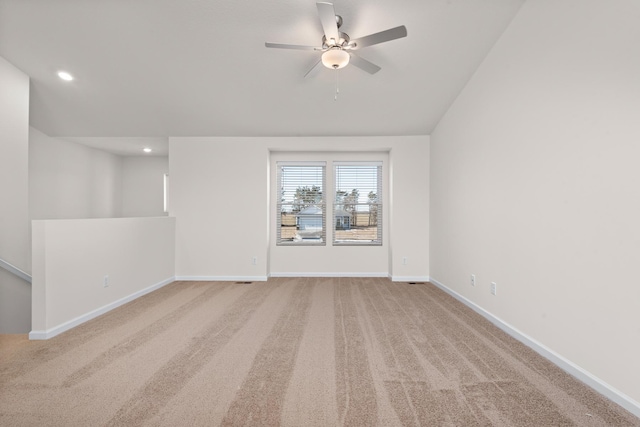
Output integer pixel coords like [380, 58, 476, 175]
[57, 71, 74, 81]
[143, 147, 152, 153]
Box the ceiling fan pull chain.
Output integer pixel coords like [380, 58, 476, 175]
[334, 67, 339, 101]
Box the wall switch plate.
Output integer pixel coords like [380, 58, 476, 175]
[471, 274, 476, 286]
[252, 256, 257, 265]
[402, 257, 408, 265]
[103, 275, 109, 287]
[490, 282, 497, 295]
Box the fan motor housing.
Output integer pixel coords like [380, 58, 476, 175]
[322, 32, 353, 49]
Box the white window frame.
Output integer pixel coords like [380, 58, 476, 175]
[276, 162, 326, 246]
[332, 161, 383, 246]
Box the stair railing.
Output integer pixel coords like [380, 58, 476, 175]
[0, 257, 32, 284]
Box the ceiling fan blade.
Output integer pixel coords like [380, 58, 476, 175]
[265, 42, 318, 50]
[304, 60, 323, 79]
[317, 2, 339, 41]
[348, 53, 381, 74]
[351, 25, 407, 49]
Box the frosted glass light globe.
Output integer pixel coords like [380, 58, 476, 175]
[321, 48, 349, 69]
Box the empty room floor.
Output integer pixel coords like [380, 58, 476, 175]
[1, 278, 638, 426]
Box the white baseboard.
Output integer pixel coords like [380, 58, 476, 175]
[429, 277, 640, 418]
[390, 275, 431, 282]
[29, 277, 175, 340]
[269, 272, 388, 278]
[175, 276, 268, 282]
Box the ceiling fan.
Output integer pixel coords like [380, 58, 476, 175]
[265, 2, 407, 78]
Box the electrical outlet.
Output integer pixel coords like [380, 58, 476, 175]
[402, 257, 408, 265]
[471, 274, 476, 286]
[103, 275, 109, 288]
[490, 282, 497, 295]
[252, 256, 257, 265]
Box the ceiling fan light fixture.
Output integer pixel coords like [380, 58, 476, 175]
[321, 48, 349, 69]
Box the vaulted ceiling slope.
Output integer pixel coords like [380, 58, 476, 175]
[0, 0, 524, 138]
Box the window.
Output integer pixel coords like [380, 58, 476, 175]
[276, 162, 326, 245]
[163, 173, 169, 213]
[333, 162, 382, 245]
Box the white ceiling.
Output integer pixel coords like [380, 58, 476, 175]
[0, 0, 524, 154]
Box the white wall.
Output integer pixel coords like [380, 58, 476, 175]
[430, 0, 640, 412]
[170, 138, 269, 280]
[170, 136, 429, 281]
[31, 217, 175, 339]
[0, 56, 31, 333]
[26, 130, 168, 336]
[31, 129, 169, 219]
[121, 156, 169, 217]
[389, 139, 430, 280]
[29, 128, 123, 220]
[0, 269, 31, 333]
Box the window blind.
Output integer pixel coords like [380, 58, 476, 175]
[333, 162, 382, 245]
[276, 162, 326, 245]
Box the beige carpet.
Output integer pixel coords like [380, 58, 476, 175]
[1, 278, 638, 426]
